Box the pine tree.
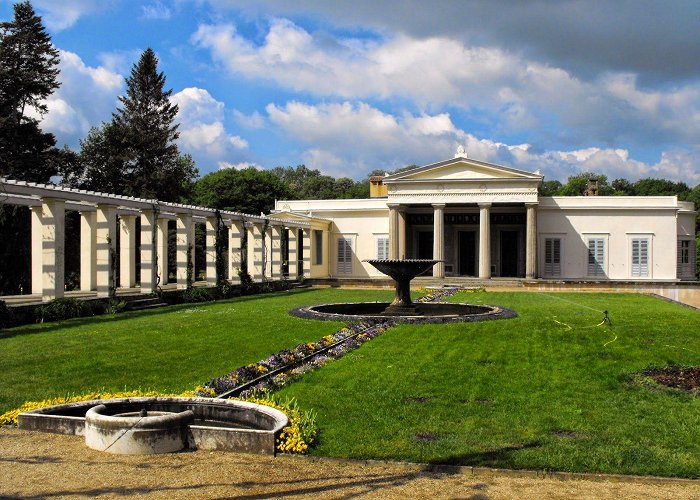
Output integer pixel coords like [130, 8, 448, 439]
[75, 48, 197, 201]
[0, 0, 60, 182]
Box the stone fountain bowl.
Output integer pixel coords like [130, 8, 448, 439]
[18, 397, 288, 455]
[364, 259, 440, 281]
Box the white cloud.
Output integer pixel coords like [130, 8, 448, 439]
[264, 100, 700, 184]
[232, 109, 265, 129]
[97, 49, 144, 76]
[30, 50, 123, 146]
[140, 1, 172, 20]
[218, 161, 262, 170]
[192, 19, 700, 148]
[34, 0, 110, 31]
[170, 87, 250, 168]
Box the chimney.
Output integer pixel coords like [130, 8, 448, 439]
[369, 175, 388, 198]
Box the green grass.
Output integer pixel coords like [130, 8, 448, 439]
[0, 288, 393, 412]
[277, 291, 700, 477]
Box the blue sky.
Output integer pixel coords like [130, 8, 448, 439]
[3, 0, 700, 185]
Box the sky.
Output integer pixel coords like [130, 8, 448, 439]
[2, 0, 700, 185]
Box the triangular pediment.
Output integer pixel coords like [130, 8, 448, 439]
[384, 157, 541, 183]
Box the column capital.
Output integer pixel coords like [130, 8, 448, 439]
[431, 203, 446, 209]
[387, 203, 402, 209]
[478, 202, 492, 209]
[525, 202, 539, 208]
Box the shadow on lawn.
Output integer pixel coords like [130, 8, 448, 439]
[427, 440, 543, 468]
[0, 288, 322, 339]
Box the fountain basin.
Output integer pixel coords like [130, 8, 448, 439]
[18, 397, 288, 455]
[290, 301, 517, 323]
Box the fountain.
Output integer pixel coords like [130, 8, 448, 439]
[290, 259, 516, 323]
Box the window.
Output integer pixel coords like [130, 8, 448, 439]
[631, 238, 649, 277]
[587, 238, 605, 277]
[679, 239, 690, 265]
[544, 238, 561, 277]
[313, 230, 323, 265]
[337, 237, 352, 274]
[376, 236, 389, 260]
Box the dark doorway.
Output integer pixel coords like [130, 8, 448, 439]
[458, 231, 476, 276]
[500, 230, 519, 277]
[296, 229, 304, 276]
[417, 231, 433, 259]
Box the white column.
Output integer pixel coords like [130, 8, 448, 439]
[270, 225, 283, 280]
[479, 203, 491, 279]
[287, 227, 298, 279]
[398, 207, 407, 260]
[388, 204, 399, 259]
[247, 222, 265, 282]
[176, 213, 194, 289]
[39, 198, 66, 301]
[432, 203, 445, 278]
[526, 203, 538, 279]
[96, 204, 117, 297]
[228, 220, 243, 284]
[205, 216, 218, 286]
[140, 210, 158, 294]
[80, 211, 97, 292]
[156, 219, 169, 286]
[119, 215, 137, 288]
[30, 206, 43, 295]
[302, 228, 312, 278]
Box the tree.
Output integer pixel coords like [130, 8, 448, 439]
[611, 178, 634, 196]
[74, 48, 197, 201]
[539, 180, 562, 196]
[632, 178, 690, 198]
[557, 172, 614, 196]
[192, 168, 294, 215]
[0, 0, 61, 182]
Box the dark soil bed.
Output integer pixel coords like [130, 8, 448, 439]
[645, 366, 700, 392]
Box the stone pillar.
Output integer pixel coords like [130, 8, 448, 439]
[39, 198, 66, 301]
[140, 210, 158, 294]
[287, 227, 298, 279]
[388, 204, 400, 259]
[119, 215, 137, 288]
[205, 216, 217, 286]
[228, 220, 243, 283]
[176, 214, 194, 289]
[270, 225, 283, 280]
[156, 219, 169, 285]
[302, 228, 312, 278]
[30, 206, 43, 294]
[96, 204, 117, 297]
[80, 211, 97, 292]
[526, 203, 538, 279]
[247, 222, 265, 282]
[264, 224, 273, 279]
[398, 207, 407, 259]
[432, 203, 445, 278]
[479, 203, 491, 279]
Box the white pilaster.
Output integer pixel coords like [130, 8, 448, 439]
[96, 204, 117, 297]
[432, 203, 445, 278]
[398, 207, 407, 260]
[30, 206, 43, 295]
[156, 219, 169, 285]
[140, 210, 158, 294]
[526, 203, 538, 279]
[287, 227, 298, 279]
[205, 216, 218, 286]
[247, 222, 265, 282]
[388, 204, 399, 259]
[176, 214, 194, 289]
[302, 228, 312, 278]
[228, 220, 243, 283]
[119, 215, 137, 288]
[270, 225, 283, 280]
[40, 198, 66, 301]
[479, 203, 492, 279]
[79, 211, 97, 292]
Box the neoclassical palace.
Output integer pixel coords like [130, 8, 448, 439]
[0, 150, 696, 302]
[272, 151, 697, 283]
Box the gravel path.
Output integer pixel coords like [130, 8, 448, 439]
[2, 427, 700, 499]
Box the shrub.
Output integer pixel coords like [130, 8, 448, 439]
[0, 300, 13, 329]
[35, 298, 92, 323]
[238, 267, 256, 295]
[215, 282, 240, 300]
[181, 287, 214, 303]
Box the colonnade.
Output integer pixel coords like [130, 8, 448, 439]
[2, 179, 311, 302]
[387, 202, 538, 279]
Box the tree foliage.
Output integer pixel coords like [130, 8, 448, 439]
[72, 48, 197, 201]
[269, 165, 369, 200]
[0, 0, 65, 182]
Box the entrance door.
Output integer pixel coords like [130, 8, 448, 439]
[417, 231, 433, 259]
[458, 231, 476, 276]
[500, 230, 519, 277]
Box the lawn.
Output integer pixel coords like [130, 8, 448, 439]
[2, 288, 700, 477]
[277, 291, 700, 477]
[0, 288, 393, 413]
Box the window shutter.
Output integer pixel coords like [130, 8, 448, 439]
[544, 238, 561, 277]
[337, 237, 352, 274]
[631, 238, 649, 277]
[587, 238, 605, 276]
[377, 237, 389, 260]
